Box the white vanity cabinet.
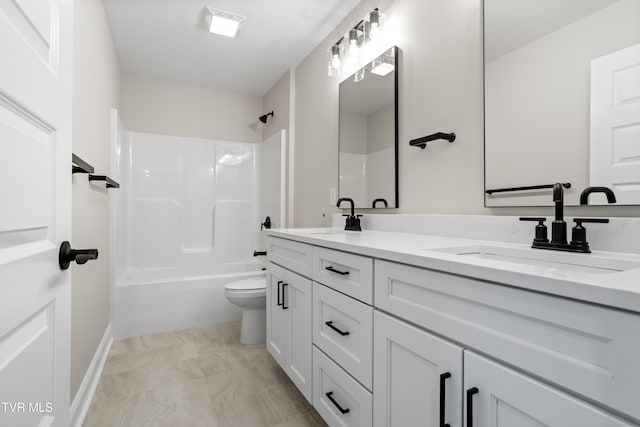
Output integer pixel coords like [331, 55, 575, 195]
[375, 259, 640, 425]
[266, 253, 312, 402]
[266, 231, 640, 426]
[463, 351, 633, 427]
[373, 311, 463, 427]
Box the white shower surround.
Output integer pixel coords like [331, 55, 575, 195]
[112, 126, 283, 338]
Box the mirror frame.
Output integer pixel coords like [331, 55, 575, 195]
[338, 46, 399, 209]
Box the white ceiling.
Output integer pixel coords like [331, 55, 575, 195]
[484, 0, 618, 61]
[104, 0, 363, 96]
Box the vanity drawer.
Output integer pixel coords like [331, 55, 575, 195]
[313, 246, 373, 304]
[375, 259, 640, 421]
[267, 236, 313, 278]
[313, 346, 373, 427]
[313, 283, 373, 390]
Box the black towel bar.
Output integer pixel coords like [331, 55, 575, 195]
[409, 132, 456, 149]
[486, 183, 570, 195]
[72, 154, 95, 174]
[88, 174, 120, 189]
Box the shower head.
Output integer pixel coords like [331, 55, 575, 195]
[259, 111, 274, 124]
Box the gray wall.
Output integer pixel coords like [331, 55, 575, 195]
[71, 0, 121, 401]
[120, 74, 263, 142]
[291, 0, 640, 227]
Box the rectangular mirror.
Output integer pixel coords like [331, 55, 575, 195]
[484, 0, 640, 206]
[339, 46, 398, 209]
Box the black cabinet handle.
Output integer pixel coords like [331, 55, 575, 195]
[58, 241, 98, 270]
[325, 321, 350, 336]
[325, 392, 350, 414]
[277, 281, 283, 306]
[282, 282, 288, 309]
[466, 387, 479, 427]
[440, 372, 451, 427]
[325, 266, 349, 276]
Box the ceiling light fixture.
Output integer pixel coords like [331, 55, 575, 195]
[206, 7, 246, 38]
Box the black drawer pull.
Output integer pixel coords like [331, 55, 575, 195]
[282, 282, 288, 310]
[325, 391, 350, 414]
[325, 321, 350, 336]
[439, 372, 451, 427]
[276, 281, 283, 306]
[466, 387, 479, 427]
[325, 266, 349, 276]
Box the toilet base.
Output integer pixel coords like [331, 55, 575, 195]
[240, 308, 266, 344]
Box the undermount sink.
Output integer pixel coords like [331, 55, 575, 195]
[289, 228, 343, 235]
[430, 245, 640, 275]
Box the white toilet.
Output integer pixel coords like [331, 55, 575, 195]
[224, 276, 267, 344]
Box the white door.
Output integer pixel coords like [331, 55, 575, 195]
[590, 43, 640, 203]
[374, 311, 463, 427]
[284, 271, 312, 402]
[0, 0, 73, 426]
[463, 351, 633, 427]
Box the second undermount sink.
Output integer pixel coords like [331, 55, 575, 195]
[429, 245, 640, 275]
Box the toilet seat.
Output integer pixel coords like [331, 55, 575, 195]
[224, 277, 266, 292]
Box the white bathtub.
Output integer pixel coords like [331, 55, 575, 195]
[114, 267, 265, 339]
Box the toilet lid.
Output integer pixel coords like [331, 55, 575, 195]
[225, 277, 266, 291]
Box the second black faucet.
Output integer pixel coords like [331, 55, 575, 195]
[337, 198, 362, 231]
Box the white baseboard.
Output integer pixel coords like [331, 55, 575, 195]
[70, 323, 113, 427]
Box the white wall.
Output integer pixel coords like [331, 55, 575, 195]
[120, 74, 263, 142]
[72, 0, 121, 401]
[263, 69, 294, 226]
[290, 0, 640, 226]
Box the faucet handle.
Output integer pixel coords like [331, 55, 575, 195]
[519, 217, 548, 243]
[573, 218, 609, 225]
[570, 218, 609, 252]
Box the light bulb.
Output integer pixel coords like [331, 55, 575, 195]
[349, 29, 358, 45]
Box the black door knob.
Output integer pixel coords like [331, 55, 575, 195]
[58, 241, 98, 270]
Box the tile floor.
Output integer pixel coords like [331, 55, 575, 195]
[84, 322, 327, 427]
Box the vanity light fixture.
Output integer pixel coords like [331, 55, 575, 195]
[370, 51, 395, 76]
[326, 8, 386, 77]
[206, 7, 246, 38]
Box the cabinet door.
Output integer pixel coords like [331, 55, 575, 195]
[285, 271, 313, 402]
[266, 267, 287, 368]
[463, 351, 634, 427]
[374, 312, 463, 427]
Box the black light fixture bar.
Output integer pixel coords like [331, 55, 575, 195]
[486, 182, 571, 195]
[88, 174, 120, 189]
[331, 8, 379, 48]
[72, 153, 94, 174]
[409, 132, 456, 149]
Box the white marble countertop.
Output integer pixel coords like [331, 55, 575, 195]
[266, 227, 640, 314]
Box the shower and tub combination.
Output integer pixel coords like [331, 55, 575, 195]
[110, 110, 285, 341]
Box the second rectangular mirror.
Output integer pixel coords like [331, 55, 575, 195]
[484, 0, 640, 207]
[339, 46, 398, 209]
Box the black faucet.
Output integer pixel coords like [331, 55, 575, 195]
[520, 183, 610, 253]
[551, 183, 567, 244]
[372, 198, 388, 208]
[261, 216, 271, 230]
[337, 198, 362, 231]
[580, 187, 616, 205]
